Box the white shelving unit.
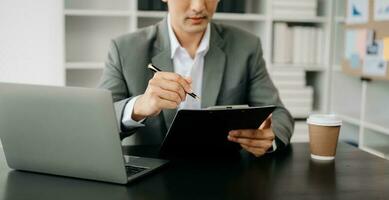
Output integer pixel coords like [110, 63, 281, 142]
[64, 0, 389, 156]
[64, 0, 331, 114]
[329, 0, 389, 159]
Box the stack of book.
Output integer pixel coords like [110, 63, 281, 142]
[217, 0, 246, 13]
[291, 121, 309, 143]
[138, 0, 246, 13]
[138, 0, 167, 11]
[273, 23, 324, 65]
[272, 0, 317, 18]
[271, 68, 314, 118]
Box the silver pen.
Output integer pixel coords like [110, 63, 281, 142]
[147, 64, 201, 100]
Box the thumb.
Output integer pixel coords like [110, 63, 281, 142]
[259, 115, 272, 129]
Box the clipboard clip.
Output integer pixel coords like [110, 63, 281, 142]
[206, 105, 249, 110]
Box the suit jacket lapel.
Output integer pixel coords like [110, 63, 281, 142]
[152, 18, 176, 130]
[201, 24, 226, 108]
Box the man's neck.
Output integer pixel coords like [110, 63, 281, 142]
[172, 26, 206, 59]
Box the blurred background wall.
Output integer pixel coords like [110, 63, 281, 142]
[0, 0, 64, 85]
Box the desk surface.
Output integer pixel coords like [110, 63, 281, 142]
[0, 143, 388, 200]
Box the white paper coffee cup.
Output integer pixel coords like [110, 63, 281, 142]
[307, 114, 342, 161]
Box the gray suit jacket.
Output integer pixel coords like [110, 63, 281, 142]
[98, 18, 294, 149]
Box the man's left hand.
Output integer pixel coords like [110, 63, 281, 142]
[227, 116, 275, 157]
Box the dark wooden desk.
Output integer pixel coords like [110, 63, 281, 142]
[0, 143, 388, 200]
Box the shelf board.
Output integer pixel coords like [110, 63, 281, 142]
[65, 9, 132, 17]
[136, 11, 267, 21]
[272, 63, 327, 72]
[136, 11, 166, 18]
[364, 122, 389, 136]
[66, 62, 104, 70]
[272, 16, 327, 23]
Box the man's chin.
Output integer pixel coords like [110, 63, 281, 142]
[183, 23, 208, 34]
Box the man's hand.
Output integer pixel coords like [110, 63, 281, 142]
[227, 116, 275, 157]
[132, 72, 192, 121]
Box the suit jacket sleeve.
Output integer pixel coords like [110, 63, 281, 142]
[98, 40, 138, 140]
[248, 38, 294, 149]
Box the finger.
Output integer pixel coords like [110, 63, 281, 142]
[157, 89, 183, 105]
[227, 135, 272, 148]
[155, 72, 192, 93]
[259, 115, 272, 129]
[229, 129, 274, 140]
[156, 98, 179, 109]
[149, 90, 180, 109]
[241, 144, 266, 157]
[228, 129, 257, 139]
[154, 79, 186, 101]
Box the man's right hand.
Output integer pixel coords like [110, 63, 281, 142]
[132, 72, 192, 121]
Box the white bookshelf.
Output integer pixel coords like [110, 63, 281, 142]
[66, 0, 389, 149]
[329, 0, 389, 159]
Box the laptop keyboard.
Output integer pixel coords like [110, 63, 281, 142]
[125, 165, 147, 176]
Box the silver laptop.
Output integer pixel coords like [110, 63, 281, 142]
[0, 82, 168, 184]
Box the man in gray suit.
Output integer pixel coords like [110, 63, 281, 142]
[99, 0, 294, 157]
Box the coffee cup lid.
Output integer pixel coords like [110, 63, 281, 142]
[307, 114, 342, 126]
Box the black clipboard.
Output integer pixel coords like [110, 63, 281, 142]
[159, 105, 276, 158]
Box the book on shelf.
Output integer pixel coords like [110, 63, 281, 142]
[273, 80, 306, 89]
[234, 0, 246, 13]
[273, 9, 317, 18]
[273, 23, 292, 63]
[292, 27, 300, 65]
[273, 23, 324, 66]
[283, 98, 313, 107]
[152, 0, 167, 11]
[272, 68, 306, 86]
[291, 121, 309, 142]
[272, 0, 317, 17]
[278, 87, 314, 100]
[138, 0, 150, 10]
[217, 0, 246, 13]
[316, 29, 324, 66]
[272, 0, 317, 8]
[138, 0, 167, 11]
[138, 0, 245, 13]
[280, 89, 313, 108]
[282, 100, 313, 118]
[219, 0, 232, 13]
[288, 107, 312, 118]
[271, 67, 314, 118]
[272, 72, 305, 82]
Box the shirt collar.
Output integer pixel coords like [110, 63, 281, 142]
[167, 14, 211, 59]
